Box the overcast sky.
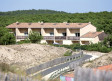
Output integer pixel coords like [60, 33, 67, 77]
[0, 0, 112, 13]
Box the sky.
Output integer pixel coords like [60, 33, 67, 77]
[0, 0, 112, 13]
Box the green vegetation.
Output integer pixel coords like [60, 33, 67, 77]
[81, 43, 111, 53]
[0, 9, 112, 52]
[0, 10, 112, 32]
[0, 63, 25, 75]
[0, 27, 16, 45]
[28, 31, 43, 43]
[17, 39, 31, 44]
[0, 63, 14, 72]
[0, 10, 112, 34]
[64, 50, 72, 56]
[52, 43, 112, 53]
[0, 9, 67, 16]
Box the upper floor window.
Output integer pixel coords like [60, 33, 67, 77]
[75, 33, 80, 37]
[50, 32, 54, 36]
[62, 33, 66, 36]
[24, 32, 28, 36]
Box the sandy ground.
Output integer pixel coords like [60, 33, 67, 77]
[82, 51, 112, 68]
[0, 44, 71, 69]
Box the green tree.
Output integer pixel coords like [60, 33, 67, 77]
[28, 31, 43, 43]
[0, 27, 15, 45]
[0, 32, 16, 45]
[103, 35, 112, 47]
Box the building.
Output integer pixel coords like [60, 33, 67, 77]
[6, 22, 106, 45]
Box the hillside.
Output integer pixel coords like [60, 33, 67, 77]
[0, 9, 67, 16]
[0, 44, 71, 69]
[0, 10, 112, 34]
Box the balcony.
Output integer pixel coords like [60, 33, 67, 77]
[16, 36, 80, 40]
[67, 36, 80, 40]
[17, 36, 28, 39]
[55, 36, 66, 40]
[43, 36, 54, 40]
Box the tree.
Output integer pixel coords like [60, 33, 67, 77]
[103, 35, 112, 47]
[28, 31, 43, 43]
[0, 27, 16, 45]
[0, 32, 16, 45]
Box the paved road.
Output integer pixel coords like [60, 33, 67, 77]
[33, 54, 92, 77]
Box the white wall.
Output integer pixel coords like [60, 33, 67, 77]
[80, 24, 96, 36]
[63, 40, 73, 45]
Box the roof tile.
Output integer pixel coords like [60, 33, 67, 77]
[81, 32, 103, 38]
[6, 23, 89, 28]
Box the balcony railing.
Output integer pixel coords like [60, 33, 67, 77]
[17, 36, 28, 39]
[16, 36, 80, 40]
[43, 36, 54, 40]
[67, 36, 80, 40]
[55, 36, 66, 40]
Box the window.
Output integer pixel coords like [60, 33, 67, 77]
[50, 32, 54, 36]
[24, 32, 28, 36]
[75, 33, 80, 37]
[62, 33, 66, 36]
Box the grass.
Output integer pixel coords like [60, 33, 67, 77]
[0, 62, 26, 76]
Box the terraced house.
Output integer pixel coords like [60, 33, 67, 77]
[6, 22, 106, 45]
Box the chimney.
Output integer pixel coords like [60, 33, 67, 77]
[89, 22, 91, 24]
[38, 21, 41, 23]
[41, 21, 44, 23]
[16, 21, 20, 25]
[63, 21, 68, 23]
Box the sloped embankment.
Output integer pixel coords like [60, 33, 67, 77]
[82, 52, 112, 68]
[0, 44, 71, 69]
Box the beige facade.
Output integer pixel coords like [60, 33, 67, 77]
[80, 24, 96, 36]
[7, 22, 105, 45]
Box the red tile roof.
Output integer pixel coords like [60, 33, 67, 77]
[95, 64, 112, 71]
[64, 73, 74, 78]
[63, 64, 112, 78]
[81, 32, 103, 38]
[6, 22, 89, 28]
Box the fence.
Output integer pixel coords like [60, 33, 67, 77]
[0, 72, 37, 81]
[26, 51, 83, 75]
[69, 53, 92, 70]
[48, 54, 92, 80]
[75, 67, 112, 81]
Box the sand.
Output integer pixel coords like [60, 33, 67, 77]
[0, 44, 71, 69]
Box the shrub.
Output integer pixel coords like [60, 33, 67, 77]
[52, 42, 112, 53]
[64, 50, 72, 56]
[0, 27, 16, 45]
[99, 46, 111, 53]
[0, 63, 15, 72]
[28, 31, 43, 43]
[0, 32, 16, 45]
[17, 39, 30, 44]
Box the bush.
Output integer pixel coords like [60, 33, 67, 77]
[28, 31, 43, 43]
[64, 50, 72, 56]
[0, 63, 15, 72]
[99, 46, 111, 53]
[0, 32, 16, 45]
[0, 27, 16, 45]
[17, 39, 30, 44]
[52, 42, 112, 53]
